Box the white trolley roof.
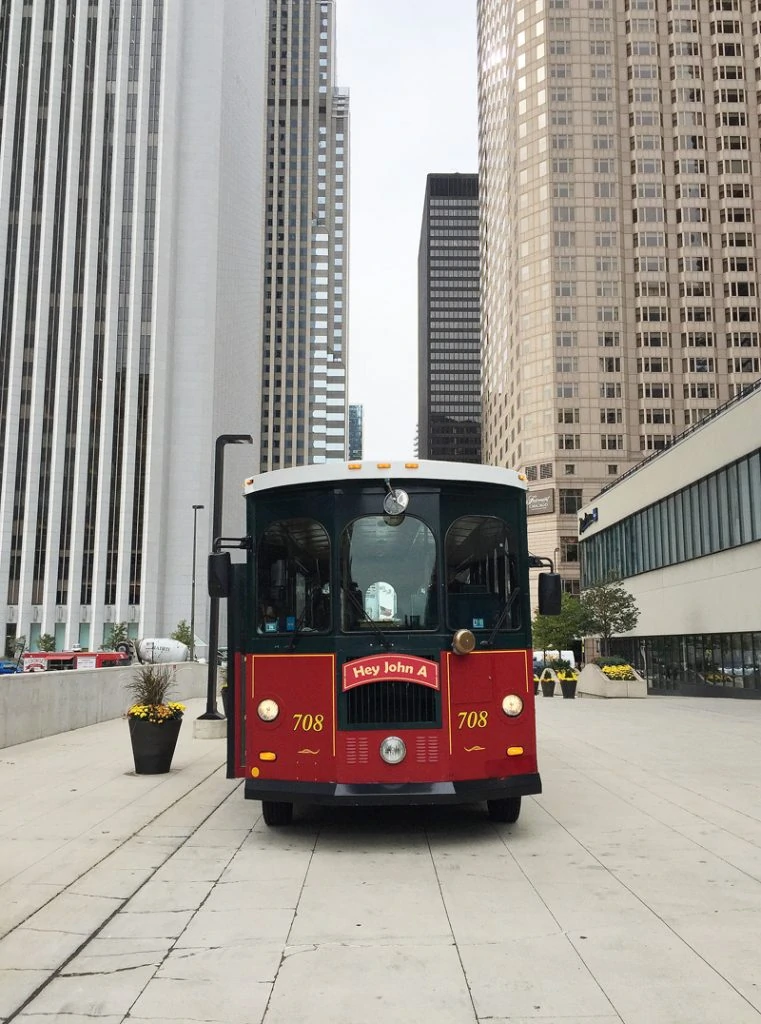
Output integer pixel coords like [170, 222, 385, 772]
[243, 460, 527, 496]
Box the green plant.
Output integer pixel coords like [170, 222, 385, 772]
[127, 666, 185, 724]
[5, 634, 26, 659]
[170, 620, 193, 647]
[580, 573, 640, 656]
[592, 655, 629, 667]
[102, 622, 130, 651]
[37, 633, 56, 652]
[532, 593, 585, 653]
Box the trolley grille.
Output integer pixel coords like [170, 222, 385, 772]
[343, 681, 439, 728]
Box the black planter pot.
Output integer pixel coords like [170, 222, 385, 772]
[560, 679, 577, 699]
[541, 680, 555, 697]
[220, 687, 229, 719]
[534, 681, 540, 696]
[128, 717, 182, 774]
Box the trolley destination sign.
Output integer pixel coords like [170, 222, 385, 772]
[342, 654, 440, 691]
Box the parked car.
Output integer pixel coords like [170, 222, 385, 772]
[0, 658, 22, 675]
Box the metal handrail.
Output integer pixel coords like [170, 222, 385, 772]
[595, 376, 761, 499]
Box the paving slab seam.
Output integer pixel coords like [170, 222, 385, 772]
[489, 805, 625, 1023]
[424, 823, 482, 1023]
[0, 758, 230, 941]
[544, 745, 761, 883]
[3, 775, 242, 1022]
[257, 821, 324, 1023]
[543, 731, 761, 833]
[530, 794, 761, 1019]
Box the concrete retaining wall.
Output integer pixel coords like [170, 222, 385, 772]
[0, 662, 208, 749]
[578, 664, 647, 699]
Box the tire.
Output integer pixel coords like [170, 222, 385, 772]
[487, 796, 521, 823]
[261, 800, 294, 826]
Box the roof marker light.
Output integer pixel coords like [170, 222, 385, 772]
[348, 462, 362, 470]
[405, 462, 419, 469]
[377, 462, 391, 469]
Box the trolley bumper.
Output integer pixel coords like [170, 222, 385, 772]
[244, 772, 541, 806]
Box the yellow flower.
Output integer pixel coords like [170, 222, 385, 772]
[127, 702, 185, 725]
[601, 664, 636, 681]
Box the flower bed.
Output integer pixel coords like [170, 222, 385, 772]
[127, 701, 185, 724]
[600, 664, 636, 681]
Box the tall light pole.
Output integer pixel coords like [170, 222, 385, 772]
[199, 433, 253, 721]
[190, 504, 205, 661]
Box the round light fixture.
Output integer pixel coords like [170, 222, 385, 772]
[501, 694, 524, 717]
[452, 628, 476, 655]
[379, 735, 407, 765]
[257, 699, 280, 722]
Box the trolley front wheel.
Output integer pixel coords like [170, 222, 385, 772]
[487, 796, 521, 823]
[261, 800, 293, 827]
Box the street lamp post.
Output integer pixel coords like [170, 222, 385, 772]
[198, 433, 253, 721]
[190, 504, 205, 662]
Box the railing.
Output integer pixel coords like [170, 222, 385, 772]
[595, 376, 761, 499]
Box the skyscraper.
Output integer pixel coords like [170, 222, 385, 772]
[478, 0, 761, 595]
[418, 173, 481, 464]
[0, 1, 267, 653]
[348, 403, 363, 459]
[260, 0, 349, 471]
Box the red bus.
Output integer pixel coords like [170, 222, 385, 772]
[22, 651, 130, 672]
[209, 460, 561, 826]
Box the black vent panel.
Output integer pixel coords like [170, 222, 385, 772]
[343, 681, 440, 729]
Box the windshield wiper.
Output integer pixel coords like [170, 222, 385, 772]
[479, 588, 521, 649]
[342, 582, 393, 650]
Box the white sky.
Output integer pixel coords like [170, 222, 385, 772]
[336, 0, 478, 459]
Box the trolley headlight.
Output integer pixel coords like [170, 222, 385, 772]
[257, 699, 280, 722]
[379, 735, 407, 765]
[452, 629, 476, 655]
[501, 694, 524, 717]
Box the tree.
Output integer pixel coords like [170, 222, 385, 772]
[101, 622, 130, 651]
[580, 573, 640, 656]
[170, 620, 193, 647]
[5, 634, 25, 659]
[532, 593, 586, 655]
[37, 633, 56, 652]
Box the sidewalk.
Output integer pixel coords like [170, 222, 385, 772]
[0, 698, 234, 1019]
[2, 695, 761, 1023]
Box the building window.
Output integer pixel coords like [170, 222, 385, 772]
[561, 537, 579, 563]
[560, 489, 583, 514]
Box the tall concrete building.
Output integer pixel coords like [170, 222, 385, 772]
[0, 1, 267, 653]
[418, 173, 481, 464]
[348, 403, 363, 459]
[259, 0, 349, 471]
[478, 0, 761, 595]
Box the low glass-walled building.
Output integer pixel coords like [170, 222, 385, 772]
[579, 380, 761, 698]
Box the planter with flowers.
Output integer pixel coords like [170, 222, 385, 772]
[554, 658, 579, 699]
[533, 675, 540, 696]
[578, 656, 647, 699]
[127, 666, 185, 774]
[539, 666, 557, 697]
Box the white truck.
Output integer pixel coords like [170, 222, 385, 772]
[117, 638, 190, 664]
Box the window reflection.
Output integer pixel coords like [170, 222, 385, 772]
[445, 516, 517, 630]
[256, 518, 331, 634]
[341, 516, 437, 631]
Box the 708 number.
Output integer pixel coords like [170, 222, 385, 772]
[457, 710, 489, 729]
[292, 713, 324, 732]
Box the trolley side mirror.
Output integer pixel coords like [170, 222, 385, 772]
[208, 552, 231, 599]
[538, 572, 562, 616]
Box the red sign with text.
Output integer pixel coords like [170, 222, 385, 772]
[342, 653, 439, 691]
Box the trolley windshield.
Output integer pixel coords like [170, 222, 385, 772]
[341, 514, 438, 631]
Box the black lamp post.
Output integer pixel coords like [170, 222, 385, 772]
[198, 433, 253, 721]
[190, 504, 204, 662]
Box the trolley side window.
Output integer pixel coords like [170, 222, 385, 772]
[341, 515, 438, 631]
[256, 518, 331, 634]
[445, 515, 519, 631]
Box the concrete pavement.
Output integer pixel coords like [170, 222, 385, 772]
[1, 695, 761, 1023]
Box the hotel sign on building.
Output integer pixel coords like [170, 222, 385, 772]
[527, 489, 554, 516]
